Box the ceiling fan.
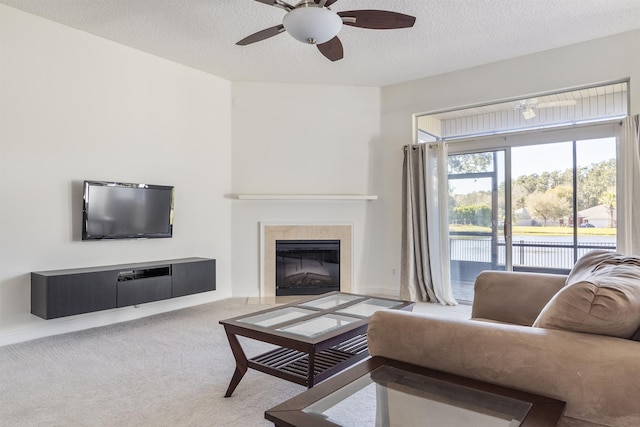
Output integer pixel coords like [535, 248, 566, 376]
[515, 98, 577, 120]
[236, 0, 416, 62]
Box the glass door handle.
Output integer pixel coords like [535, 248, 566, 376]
[503, 220, 510, 239]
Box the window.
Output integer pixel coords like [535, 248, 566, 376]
[417, 82, 627, 302]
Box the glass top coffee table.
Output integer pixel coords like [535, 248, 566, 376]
[219, 292, 414, 397]
[265, 357, 566, 426]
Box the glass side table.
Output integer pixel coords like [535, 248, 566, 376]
[265, 357, 565, 426]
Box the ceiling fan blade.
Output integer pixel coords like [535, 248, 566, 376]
[253, 0, 294, 11]
[237, 25, 285, 46]
[338, 10, 416, 29]
[314, 0, 340, 6]
[317, 37, 343, 62]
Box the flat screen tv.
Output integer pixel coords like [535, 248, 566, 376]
[82, 180, 174, 240]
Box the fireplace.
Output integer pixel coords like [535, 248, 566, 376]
[276, 240, 340, 296]
[260, 223, 353, 298]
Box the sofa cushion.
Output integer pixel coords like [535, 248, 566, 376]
[533, 250, 640, 338]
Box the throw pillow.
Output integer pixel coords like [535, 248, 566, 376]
[563, 249, 624, 285]
[533, 251, 640, 339]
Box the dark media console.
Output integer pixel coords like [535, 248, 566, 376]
[31, 258, 215, 320]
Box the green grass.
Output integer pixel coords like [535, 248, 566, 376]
[449, 224, 616, 236]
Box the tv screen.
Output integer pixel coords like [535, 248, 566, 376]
[82, 180, 174, 240]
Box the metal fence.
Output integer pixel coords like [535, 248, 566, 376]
[450, 237, 616, 270]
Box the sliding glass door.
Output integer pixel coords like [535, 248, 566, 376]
[448, 150, 509, 301]
[510, 138, 616, 273]
[448, 134, 617, 302]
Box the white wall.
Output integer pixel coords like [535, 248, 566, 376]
[0, 6, 233, 345]
[230, 82, 386, 297]
[378, 29, 640, 294]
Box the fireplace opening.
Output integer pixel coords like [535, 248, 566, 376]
[275, 239, 340, 296]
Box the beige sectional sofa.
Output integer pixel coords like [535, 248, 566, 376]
[367, 251, 640, 426]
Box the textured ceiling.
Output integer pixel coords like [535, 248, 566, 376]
[2, 0, 640, 87]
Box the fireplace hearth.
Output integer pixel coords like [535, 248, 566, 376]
[276, 240, 340, 296]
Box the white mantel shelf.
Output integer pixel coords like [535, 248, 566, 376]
[234, 194, 378, 201]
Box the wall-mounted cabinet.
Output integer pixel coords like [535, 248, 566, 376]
[31, 258, 216, 320]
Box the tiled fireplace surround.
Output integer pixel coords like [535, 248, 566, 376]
[260, 223, 353, 298]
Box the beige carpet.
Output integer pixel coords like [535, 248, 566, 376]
[0, 298, 471, 427]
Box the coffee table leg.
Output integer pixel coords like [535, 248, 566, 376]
[308, 352, 316, 388]
[224, 330, 248, 397]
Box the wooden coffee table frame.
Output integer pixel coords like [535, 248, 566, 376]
[219, 292, 414, 397]
[265, 357, 566, 427]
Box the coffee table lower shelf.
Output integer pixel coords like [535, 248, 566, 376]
[249, 334, 369, 386]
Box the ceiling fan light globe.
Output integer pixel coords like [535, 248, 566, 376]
[283, 7, 342, 45]
[522, 107, 536, 120]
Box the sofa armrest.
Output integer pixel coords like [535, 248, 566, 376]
[367, 310, 640, 426]
[471, 271, 566, 325]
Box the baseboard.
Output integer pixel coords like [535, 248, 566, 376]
[354, 285, 399, 299]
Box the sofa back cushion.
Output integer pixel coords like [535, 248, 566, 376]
[533, 250, 640, 339]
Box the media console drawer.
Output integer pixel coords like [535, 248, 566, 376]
[117, 275, 172, 307]
[31, 258, 216, 319]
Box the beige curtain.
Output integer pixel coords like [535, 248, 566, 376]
[401, 144, 457, 304]
[617, 114, 640, 255]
